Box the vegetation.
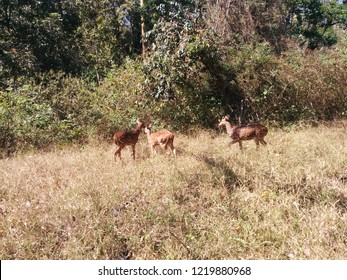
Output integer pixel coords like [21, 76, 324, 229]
[1, 123, 346, 259]
[1, 0, 347, 155]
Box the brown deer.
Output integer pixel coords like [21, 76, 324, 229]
[144, 125, 176, 157]
[113, 118, 145, 161]
[218, 115, 268, 150]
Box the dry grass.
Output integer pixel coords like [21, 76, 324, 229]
[1, 121, 347, 260]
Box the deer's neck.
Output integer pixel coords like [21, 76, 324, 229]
[134, 123, 143, 135]
[145, 130, 151, 139]
[225, 122, 237, 136]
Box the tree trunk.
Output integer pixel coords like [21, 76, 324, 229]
[140, 0, 145, 57]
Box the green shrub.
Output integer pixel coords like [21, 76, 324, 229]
[1, 42, 347, 156]
[93, 60, 147, 138]
[0, 88, 56, 155]
[0, 73, 98, 155]
[232, 43, 347, 124]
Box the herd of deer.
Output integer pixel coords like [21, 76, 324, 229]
[113, 115, 268, 161]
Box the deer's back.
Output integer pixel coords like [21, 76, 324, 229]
[114, 130, 140, 146]
[252, 124, 268, 137]
[149, 130, 174, 144]
[232, 124, 268, 140]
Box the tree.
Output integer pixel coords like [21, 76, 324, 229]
[285, 0, 347, 49]
[0, 0, 82, 84]
[0, 0, 143, 84]
[143, 0, 203, 99]
[142, 0, 243, 121]
[205, 0, 287, 52]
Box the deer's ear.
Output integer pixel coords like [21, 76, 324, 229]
[225, 115, 230, 120]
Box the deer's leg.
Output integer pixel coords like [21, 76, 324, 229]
[169, 141, 176, 157]
[151, 145, 156, 156]
[165, 140, 172, 155]
[114, 146, 122, 161]
[229, 138, 238, 146]
[159, 142, 167, 151]
[163, 141, 171, 155]
[131, 144, 136, 160]
[260, 138, 267, 145]
[255, 139, 260, 149]
[159, 138, 168, 151]
[172, 147, 177, 157]
[149, 143, 158, 156]
[238, 141, 243, 150]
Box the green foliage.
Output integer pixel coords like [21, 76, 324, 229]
[142, 0, 188, 30]
[143, 0, 201, 99]
[1, 0, 347, 155]
[0, 73, 100, 155]
[0, 0, 82, 80]
[234, 43, 347, 124]
[76, 0, 129, 80]
[0, 0, 142, 83]
[0, 92, 16, 155]
[286, 0, 347, 49]
[93, 60, 147, 137]
[142, 1, 235, 127]
[0, 88, 55, 154]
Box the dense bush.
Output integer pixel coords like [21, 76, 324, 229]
[1, 42, 347, 156]
[0, 74, 97, 156]
[2, 1, 347, 155]
[92, 60, 146, 138]
[232, 43, 347, 124]
[0, 88, 55, 155]
[95, 59, 223, 132]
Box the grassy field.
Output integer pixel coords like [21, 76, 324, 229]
[1, 121, 347, 260]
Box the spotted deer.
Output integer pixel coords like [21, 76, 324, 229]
[218, 115, 268, 150]
[113, 118, 145, 161]
[144, 125, 176, 157]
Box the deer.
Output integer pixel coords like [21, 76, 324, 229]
[218, 115, 268, 150]
[144, 124, 176, 157]
[113, 118, 145, 161]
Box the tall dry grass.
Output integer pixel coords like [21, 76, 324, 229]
[0, 122, 346, 259]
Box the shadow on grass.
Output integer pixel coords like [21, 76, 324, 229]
[199, 155, 239, 196]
